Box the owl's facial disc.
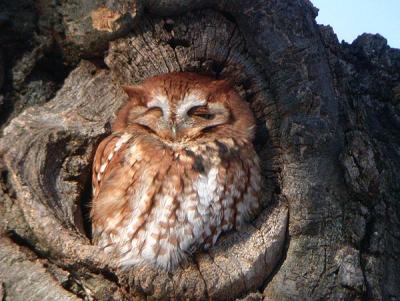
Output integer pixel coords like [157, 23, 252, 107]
[119, 73, 255, 144]
[142, 91, 231, 142]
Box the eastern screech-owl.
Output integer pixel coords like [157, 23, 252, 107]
[91, 72, 262, 270]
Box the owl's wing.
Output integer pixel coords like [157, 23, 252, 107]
[92, 133, 133, 197]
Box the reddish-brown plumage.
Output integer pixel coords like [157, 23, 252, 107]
[91, 72, 262, 270]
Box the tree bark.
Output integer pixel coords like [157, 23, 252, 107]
[0, 0, 399, 300]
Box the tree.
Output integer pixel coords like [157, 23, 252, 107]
[0, 0, 399, 300]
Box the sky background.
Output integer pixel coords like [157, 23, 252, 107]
[311, 0, 400, 49]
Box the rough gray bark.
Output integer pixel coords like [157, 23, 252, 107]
[0, 0, 399, 300]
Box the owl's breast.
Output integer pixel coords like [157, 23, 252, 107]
[92, 135, 261, 270]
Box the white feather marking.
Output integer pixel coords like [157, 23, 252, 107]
[148, 94, 170, 119]
[106, 214, 122, 230]
[114, 133, 132, 151]
[127, 143, 141, 162]
[193, 167, 218, 207]
[99, 162, 107, 173]
[121, 133, 133, 142]
[141, 240, 156, 260]
[107, 152, 114, 161]
[120, 244, 131, 255]
[176, 92, 206, 119]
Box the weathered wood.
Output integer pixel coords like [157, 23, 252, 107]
[0, 236, 80, 301]
[36, 0, 142, 63]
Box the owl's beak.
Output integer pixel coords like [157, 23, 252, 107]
[171, 124, 177, 138]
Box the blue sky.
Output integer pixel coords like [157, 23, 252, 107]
[311, 0, 400, 49]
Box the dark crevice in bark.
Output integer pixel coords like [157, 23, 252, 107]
[77, 174, 94, 240]
[216, 9, 237, 24]
[1, 282, 6, 301]
[58, 274, 86, 300]
[6, 230, 47, 260]
[166, 38, 191, 49]
[0, 170, 14, 198]
[30, 48, 72, 85]
[99, 269, 120, 286]
[87, 58, 110, 71]
[193, 258, 211, 300]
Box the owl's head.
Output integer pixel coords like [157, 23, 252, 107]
[114, 72, 255, 144]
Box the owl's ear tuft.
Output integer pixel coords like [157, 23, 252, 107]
[121, 85, 146, 99]
[211, 79, 233, 92]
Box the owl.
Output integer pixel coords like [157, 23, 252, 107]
[91, 72, 262, 270]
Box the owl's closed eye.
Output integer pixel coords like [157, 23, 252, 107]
[91, 72, 262, 270]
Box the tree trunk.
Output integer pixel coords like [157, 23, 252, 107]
[0, 0, 399, 300]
